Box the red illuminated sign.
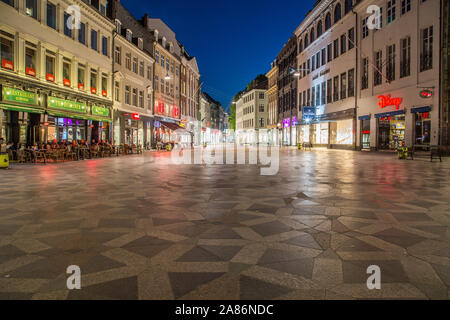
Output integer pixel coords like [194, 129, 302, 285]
[63, 78, 71, 87]
[2, 59, 13, 70]
[102, 90, 107, 97]
[420, 90, 433, 98]
[158, 102, 164, 114]
[26, 67, 36, 77]
[91, 87, 97, 94]
[46, 73, 55, 82]
[362, 130, 371, 135]
[132, 113, 140, 120]
[378, 94, 402, 110]
[173, 106, 179, 118]
[78, 83, 84, 90]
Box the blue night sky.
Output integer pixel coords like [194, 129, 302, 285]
[121, 0, 315, 111]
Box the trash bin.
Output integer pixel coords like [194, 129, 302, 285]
[0, 153, 9, 169]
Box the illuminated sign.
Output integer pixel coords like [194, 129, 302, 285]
[102, 90, 107, 97]
[63, 79, 71, 87]
[2, 87, 38, 105]
[91, 87, 97, 94]
[92, 106, 110, 117]
[132, 113, 140, 120]
[302, 106, 316, 122]
[378, 94, 402, 110]
[419, 90, 433, 98]
[1, 59, 13, 70]
[26, 67, 36, 77]
[46, 73, 55, 82]
[292, 117, 297, 126]
[48, 97, 87, 113]
[78, 83, 84, 90]
[283, 118, 290, 128]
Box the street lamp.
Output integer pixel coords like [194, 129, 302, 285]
[164, 73, 171, 80]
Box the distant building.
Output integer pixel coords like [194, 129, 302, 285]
[266, 61, 279, 145]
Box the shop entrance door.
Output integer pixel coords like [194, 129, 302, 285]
[378, 116, 405, 150]
[414, 113, 431, 146]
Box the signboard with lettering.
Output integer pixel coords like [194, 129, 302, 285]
[302, 106, 316, 122]
[92, 106, 110, 117]
[2, 87, 38, 106]
[48, 97, 87, 113]
[378, 94, 402, 110]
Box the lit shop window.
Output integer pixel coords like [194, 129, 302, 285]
[90, 70, 97, 94]
[45, 52, 56, 82]
[63, 59, 72, 87]
[0, 31, 14, 71]
[78, 65, 85, 90]
[25, 43, 37, 77]
[26, 0, 38, 20]
[101, 75, 107, 97]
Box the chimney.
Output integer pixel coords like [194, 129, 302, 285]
[154, 29, 159, 41]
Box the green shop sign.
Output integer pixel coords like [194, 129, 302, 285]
[92, 105, 110, 117]
[2, 87, 38, 106]
[48, 97, 87, 113]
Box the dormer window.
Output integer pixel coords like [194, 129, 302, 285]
[162, 37, 166, 48]
[138, 38, 143, 50]
[126, 30, 133, 42]
[115, 20, 122, 34]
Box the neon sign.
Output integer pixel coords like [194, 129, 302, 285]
[132, 113, 140, 120]
[378, 95, 402, 110]
[283, 118, 290, 128]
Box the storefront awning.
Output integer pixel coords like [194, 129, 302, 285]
[358, 115, 371, 121]
[411, 106, 431, 114]
[160, 121, 184, 132]
[374, 109, 405, 119]
[0, 103, 45, 114]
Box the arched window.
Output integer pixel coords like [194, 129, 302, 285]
[317, 21, 323, 37]
[325, 13, 331, 30]
[310, 29, 315, 44]
[304, 35, 309, 48]
[299, 39, 303, 53]
[345, 0, 353, 14]
[334, 3, 342, 23]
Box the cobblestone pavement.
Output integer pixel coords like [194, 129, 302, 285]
[0, 149, 449, 300]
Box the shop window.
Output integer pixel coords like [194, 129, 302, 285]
[47, 2, 57, 30]
[0, 31, 14, 70]
[330, 119, 353, 145]
[132, 88, 137, 106]
[45, 53, 55, 82]
[414, 112, 431, 145]
[90, 70, 97, 94]
[378, 115, 405, 150]
[125, 86, 130, 104]
[26, 0, 38, 19]
[63, 59, 72, 87]
[25, 44, 36, 77]
[361, 119, 371, 149]
[64, 13, 72, 38]
[78, 65, 85, 90]
[101, 75, 107, 97]
[79, 22, 86, 45]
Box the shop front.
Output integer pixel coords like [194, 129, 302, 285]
[46, 96, 112, 144]
[153, 116, 183, 144]
[375, 110, 406, 150]
[299, 108, 355, 149]
[0, 85, 45, 146]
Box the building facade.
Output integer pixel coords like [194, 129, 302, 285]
[266, 61, 279, 145]
[235, 88, 268, 144]
[355, 0, 442, 151]
[180, 49, 201, 146]
[0, 0, 114, 146]
[277, 36, 298, 146]
[112, 18, 154, 147]
[295, 0, 357, 149]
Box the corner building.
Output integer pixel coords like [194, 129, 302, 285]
[0, 0, 114, 146]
